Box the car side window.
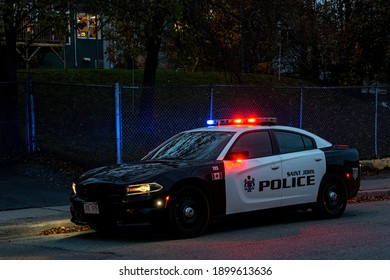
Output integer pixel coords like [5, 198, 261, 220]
[274, 131, 315, 154]
[227, 131, 273, 159]
[302, 135, 315, 150]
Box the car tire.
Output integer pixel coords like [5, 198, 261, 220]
[167, 186, 210, 238]
[314, 175, 347, 219]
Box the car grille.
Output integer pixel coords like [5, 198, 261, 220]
[75, 183, 126, 200]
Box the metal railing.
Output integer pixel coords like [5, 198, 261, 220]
[16, 21, 66, 46]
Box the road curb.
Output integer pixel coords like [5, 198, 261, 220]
[355, 188, 390, 198]
[0, 217, 75, 240]
[0, 206, 74, 240]
[361, 158, 390, 172]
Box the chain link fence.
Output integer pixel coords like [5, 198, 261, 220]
[205, 85, 389, 159]
[1, 80, 389, 166]
[120, 85, 212, 162]
[29, 82, 116, 167]
[0, 81, 27, 163]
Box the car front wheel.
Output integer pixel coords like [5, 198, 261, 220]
[167, 186, 210, 238]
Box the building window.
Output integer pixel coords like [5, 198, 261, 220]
[77, 13, 100, 39]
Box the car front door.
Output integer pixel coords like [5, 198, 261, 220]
[223, 130, 282, 215]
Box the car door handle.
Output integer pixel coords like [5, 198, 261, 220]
[271, 165, 280, 170]
[314, 157, 322, 162]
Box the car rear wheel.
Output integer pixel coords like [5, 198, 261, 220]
[314, 175, 347, 218]
[167, 186, 210, 238]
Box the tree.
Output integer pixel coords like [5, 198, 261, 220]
[99, 0, 252, 83]
[316, 0, 390, 85]
[87, 1, 208, 132]
[0, 1, 19, 158]
[0, 1, 74, 157]
[87, 0, 176, 86]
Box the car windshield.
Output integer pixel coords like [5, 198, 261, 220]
[143, 131, 235, 161]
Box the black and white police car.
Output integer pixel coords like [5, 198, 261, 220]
[70, 117, 360, 238]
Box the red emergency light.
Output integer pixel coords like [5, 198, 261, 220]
[207, 117, 277, 126]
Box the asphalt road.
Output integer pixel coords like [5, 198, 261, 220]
[1, 200, 390, 260]
[1, 159, 390, 261]
[0, 162, 71, 210]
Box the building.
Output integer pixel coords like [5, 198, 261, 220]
[16, 12, 110, 69]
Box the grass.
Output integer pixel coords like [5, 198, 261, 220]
[17, 68, 314, 86]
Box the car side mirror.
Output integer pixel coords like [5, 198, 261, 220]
[226, 150, 249, 161]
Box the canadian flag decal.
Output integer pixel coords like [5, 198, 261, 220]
[211, 172, 223, 180]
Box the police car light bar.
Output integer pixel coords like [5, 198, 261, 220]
[207, 117, 277, 126]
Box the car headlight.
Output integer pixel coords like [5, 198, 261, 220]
[126, 183, 163, 195]
[72, 183, 77, 194]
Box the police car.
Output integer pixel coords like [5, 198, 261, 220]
[70, 117, 360, 238]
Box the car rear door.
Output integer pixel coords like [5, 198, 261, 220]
[223, 130, 282, 215]
[273, 130, 327, 206]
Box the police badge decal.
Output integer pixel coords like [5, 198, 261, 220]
[244, 175, 255, 192]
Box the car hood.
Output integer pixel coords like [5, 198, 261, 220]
[75, 160, 198, 185]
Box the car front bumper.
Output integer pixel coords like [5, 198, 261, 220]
[70, 194, 167, 226]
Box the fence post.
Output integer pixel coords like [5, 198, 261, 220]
[209, 83, 214, 121]
[30, 79, 36, 153]
[24, 77, 36, 155]
[25, 79, 31, 155]
[374, 86, 378, 158]
[115, 82, 122, 164]
[299, 87, 303, 128]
